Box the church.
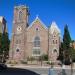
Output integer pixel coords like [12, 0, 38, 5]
[9, 5, 61, 62]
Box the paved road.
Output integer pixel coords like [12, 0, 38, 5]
[0, 68, 39, 75]
[25, 67, 75, 75]
[3, 65, 75, 75]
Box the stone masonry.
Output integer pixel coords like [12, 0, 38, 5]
[9, 5, 61, 62]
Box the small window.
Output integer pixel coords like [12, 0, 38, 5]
[35, 26, 39, 31]
[53, 40, 55, 44]
[19, 11, 22, 20]
[56, 40, 57, 44]
[16, 40, 21, 44]
[54, 35, 56, 37]
[16, 40, 18, 44]
[16, 49, 19, 52]
[54, 49, 57, 53]
[36, 28, 38, 31]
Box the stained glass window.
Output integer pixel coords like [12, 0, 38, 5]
[34, 36, 40, 47]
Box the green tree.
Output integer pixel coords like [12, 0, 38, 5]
[41, 54, 48, 61]
[0, 33, 2, 52]
[63, 25, 71, 49]
[63, 25, 71, 65]
[58, 42, 64, 63]
[1, 32, 10, 62]
[70, 41, 75, 62]
[0, 33, 2, 62]
[69, 48, 75, 62]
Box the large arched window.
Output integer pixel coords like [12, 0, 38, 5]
[32, 36, 40, 56]
[34, 36, 40, 47]
[19, 11, 22, 20]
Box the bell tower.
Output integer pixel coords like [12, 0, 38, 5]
[9, 5, 29, 62]
[49, 21, 60, 62]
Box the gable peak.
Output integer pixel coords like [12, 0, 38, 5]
[27, 16, 47, 30]
[50, 21, 60, 34]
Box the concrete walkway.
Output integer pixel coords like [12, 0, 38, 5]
[7, 64, 74, 69]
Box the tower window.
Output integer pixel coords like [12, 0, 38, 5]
[56, 40, 57, 44]
[16, 49, 19, 52]
[54, 49, 57, 53]
[16, 40, 21, 44]
[19, 11, 22, 20]
[53, 40, 55, 44]
[54, 35, 56, 37]
[53, 40, 58, 44]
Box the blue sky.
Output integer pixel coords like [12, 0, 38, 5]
[0, 0, 75, 40]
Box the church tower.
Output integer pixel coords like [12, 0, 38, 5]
[49, 21, 61, 62]
[9, 5, 29, 62]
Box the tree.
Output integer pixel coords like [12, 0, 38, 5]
[41, 54, 48, 61]
[69, 41, 75, 62]
[1, 32, 10, 62]
[63, 25, 71, 49]
[63, 25, 71, 65]
[0, 33, 2, 52]
[69, 48, 75, 62]
[0, 33, 2, 62]
[58, 42, 64, 63]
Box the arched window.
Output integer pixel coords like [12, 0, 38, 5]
[54, 49, 57, 53]
[56, 40, 57, 44]
[19, 11, 22, 20]
[16, 49, 19, 52]
[32, 36, 40, 56]
[53, 40, 55, 44]
[34, 36, 40, 47]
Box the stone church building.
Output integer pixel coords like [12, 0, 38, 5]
[9, 5, 61, 62]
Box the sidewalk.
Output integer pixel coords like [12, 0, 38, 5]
[7, 64, 75, 69]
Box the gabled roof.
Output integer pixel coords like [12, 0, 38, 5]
[27, 16, 48, 30]
[49, 21, 60, 34]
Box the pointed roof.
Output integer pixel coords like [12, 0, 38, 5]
[27, 16, 48, 30]
[49, 21, 60, 34]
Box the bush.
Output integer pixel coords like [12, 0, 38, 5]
[46, 61, 50, 65]
[8, 60, 18, 64]
[21, 60, 27, 64]
[27, 56, 35, 63]
[41, 54, 48, 61]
